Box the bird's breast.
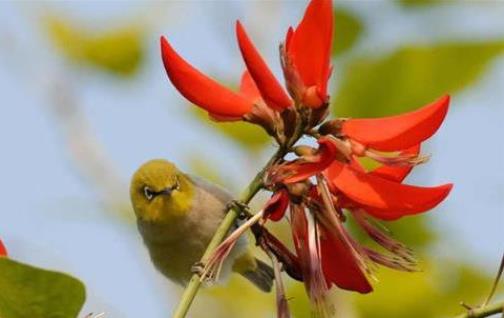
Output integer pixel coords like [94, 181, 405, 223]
[137, 186, 229, 284]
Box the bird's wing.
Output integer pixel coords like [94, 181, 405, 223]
[187, 174, 234, 210]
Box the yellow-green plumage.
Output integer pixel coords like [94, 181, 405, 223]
[130, 159, 273, 291]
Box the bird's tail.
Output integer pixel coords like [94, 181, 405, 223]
[239, 258, 274, 292]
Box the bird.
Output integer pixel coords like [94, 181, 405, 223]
[129, 159, 274, 292]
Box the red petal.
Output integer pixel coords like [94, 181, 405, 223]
[160, 36, 252, 118]
[369, 144, 421, 182]
[320, 227, 372, 293]
[236, 21, 292, 111]
[282, 137, 337, 184]
[342, 95, 450, 151]
[288, 0, 333, 98]
[239, 71, 262, 103]
[264, 189, 290, 221]
[0, 239, 7, 257]
[325, 161, 453, 220]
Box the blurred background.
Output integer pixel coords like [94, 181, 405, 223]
[0, 0, 503, 317]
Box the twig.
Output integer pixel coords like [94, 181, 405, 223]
[483, 252, 504, 307]
[454, 301, 504, 318]
[456, 252, 504, 318]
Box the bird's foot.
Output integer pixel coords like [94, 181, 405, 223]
[191, 261, 205, 276]
[191, 261, 216, 284]
[226, 200, 250, 220]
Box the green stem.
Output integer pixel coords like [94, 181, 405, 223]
[454, 301, 504, 318]
[172, 110, 307, 318]
[171, 148, 284, 318]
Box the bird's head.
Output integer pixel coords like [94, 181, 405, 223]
[130, 159, 195, 222]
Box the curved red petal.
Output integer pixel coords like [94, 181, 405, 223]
[239, 70, 262, 103]
[0, 239, 7, 257]
[236, 21, 292, 111]
[282, 137, 337, 184]
[160, 36, 252, 118]
[369, 144, 421, 182]
[320, 227, 372, 293]
[325, 161, 453, 219]
[264, 189, 290, 221]
[342, 95, 450, 151]
[289, 0, 333, 97]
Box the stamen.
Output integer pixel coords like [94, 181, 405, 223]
[363, 248, 417, 272]
[353, 209, 416, 263]
[365, 149, 430, 167]
[270, 253, 291, 318]
[306, 209, 332, 318]
[200, 210, 265, 283]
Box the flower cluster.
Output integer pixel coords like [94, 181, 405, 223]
[160, 0, 452, 316]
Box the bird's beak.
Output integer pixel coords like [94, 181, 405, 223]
[158, 188, 173, 196]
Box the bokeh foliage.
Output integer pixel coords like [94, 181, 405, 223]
[333, 42, 504, 118]
[0, 258, 85, 318]
[44, 15, 145, 77]
[191, 108, 271, 152]
[353, 263, 495, 318]
[333, 8, 363, 56]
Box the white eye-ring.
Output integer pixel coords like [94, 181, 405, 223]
[143, 186, 155, 201]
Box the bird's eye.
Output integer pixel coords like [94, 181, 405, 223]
[143, 186, 155, 201]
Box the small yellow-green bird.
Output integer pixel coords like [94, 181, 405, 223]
[130, 159, 273, 292]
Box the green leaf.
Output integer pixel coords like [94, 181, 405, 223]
[190, 108, 270, 152]
[0, 258, 86, 318]
[333, 9, 364, 56]
[333, 42, 504, 118]
[44, 15, 145, 77]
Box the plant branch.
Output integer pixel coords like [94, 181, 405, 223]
[171, 147, 284, 318]
[454, 301, 504, 318]
[172, 108, 307, 318]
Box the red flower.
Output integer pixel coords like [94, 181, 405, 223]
[263, 189, 290, 222]
[283, 0, 333, 108]
[341, 95, 450, 152]
[325, 160, 453, 220]
[160, 0, 454, 313]
[160, 37, 252, 120]
[0, 239, 7, 257]
[319, 225, 372, 293]
[161, 0, 334, 133]
[270, 136, 343, 184]
[236, 21, 292, 111]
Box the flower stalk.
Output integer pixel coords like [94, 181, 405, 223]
[163, 0, 455, 316]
